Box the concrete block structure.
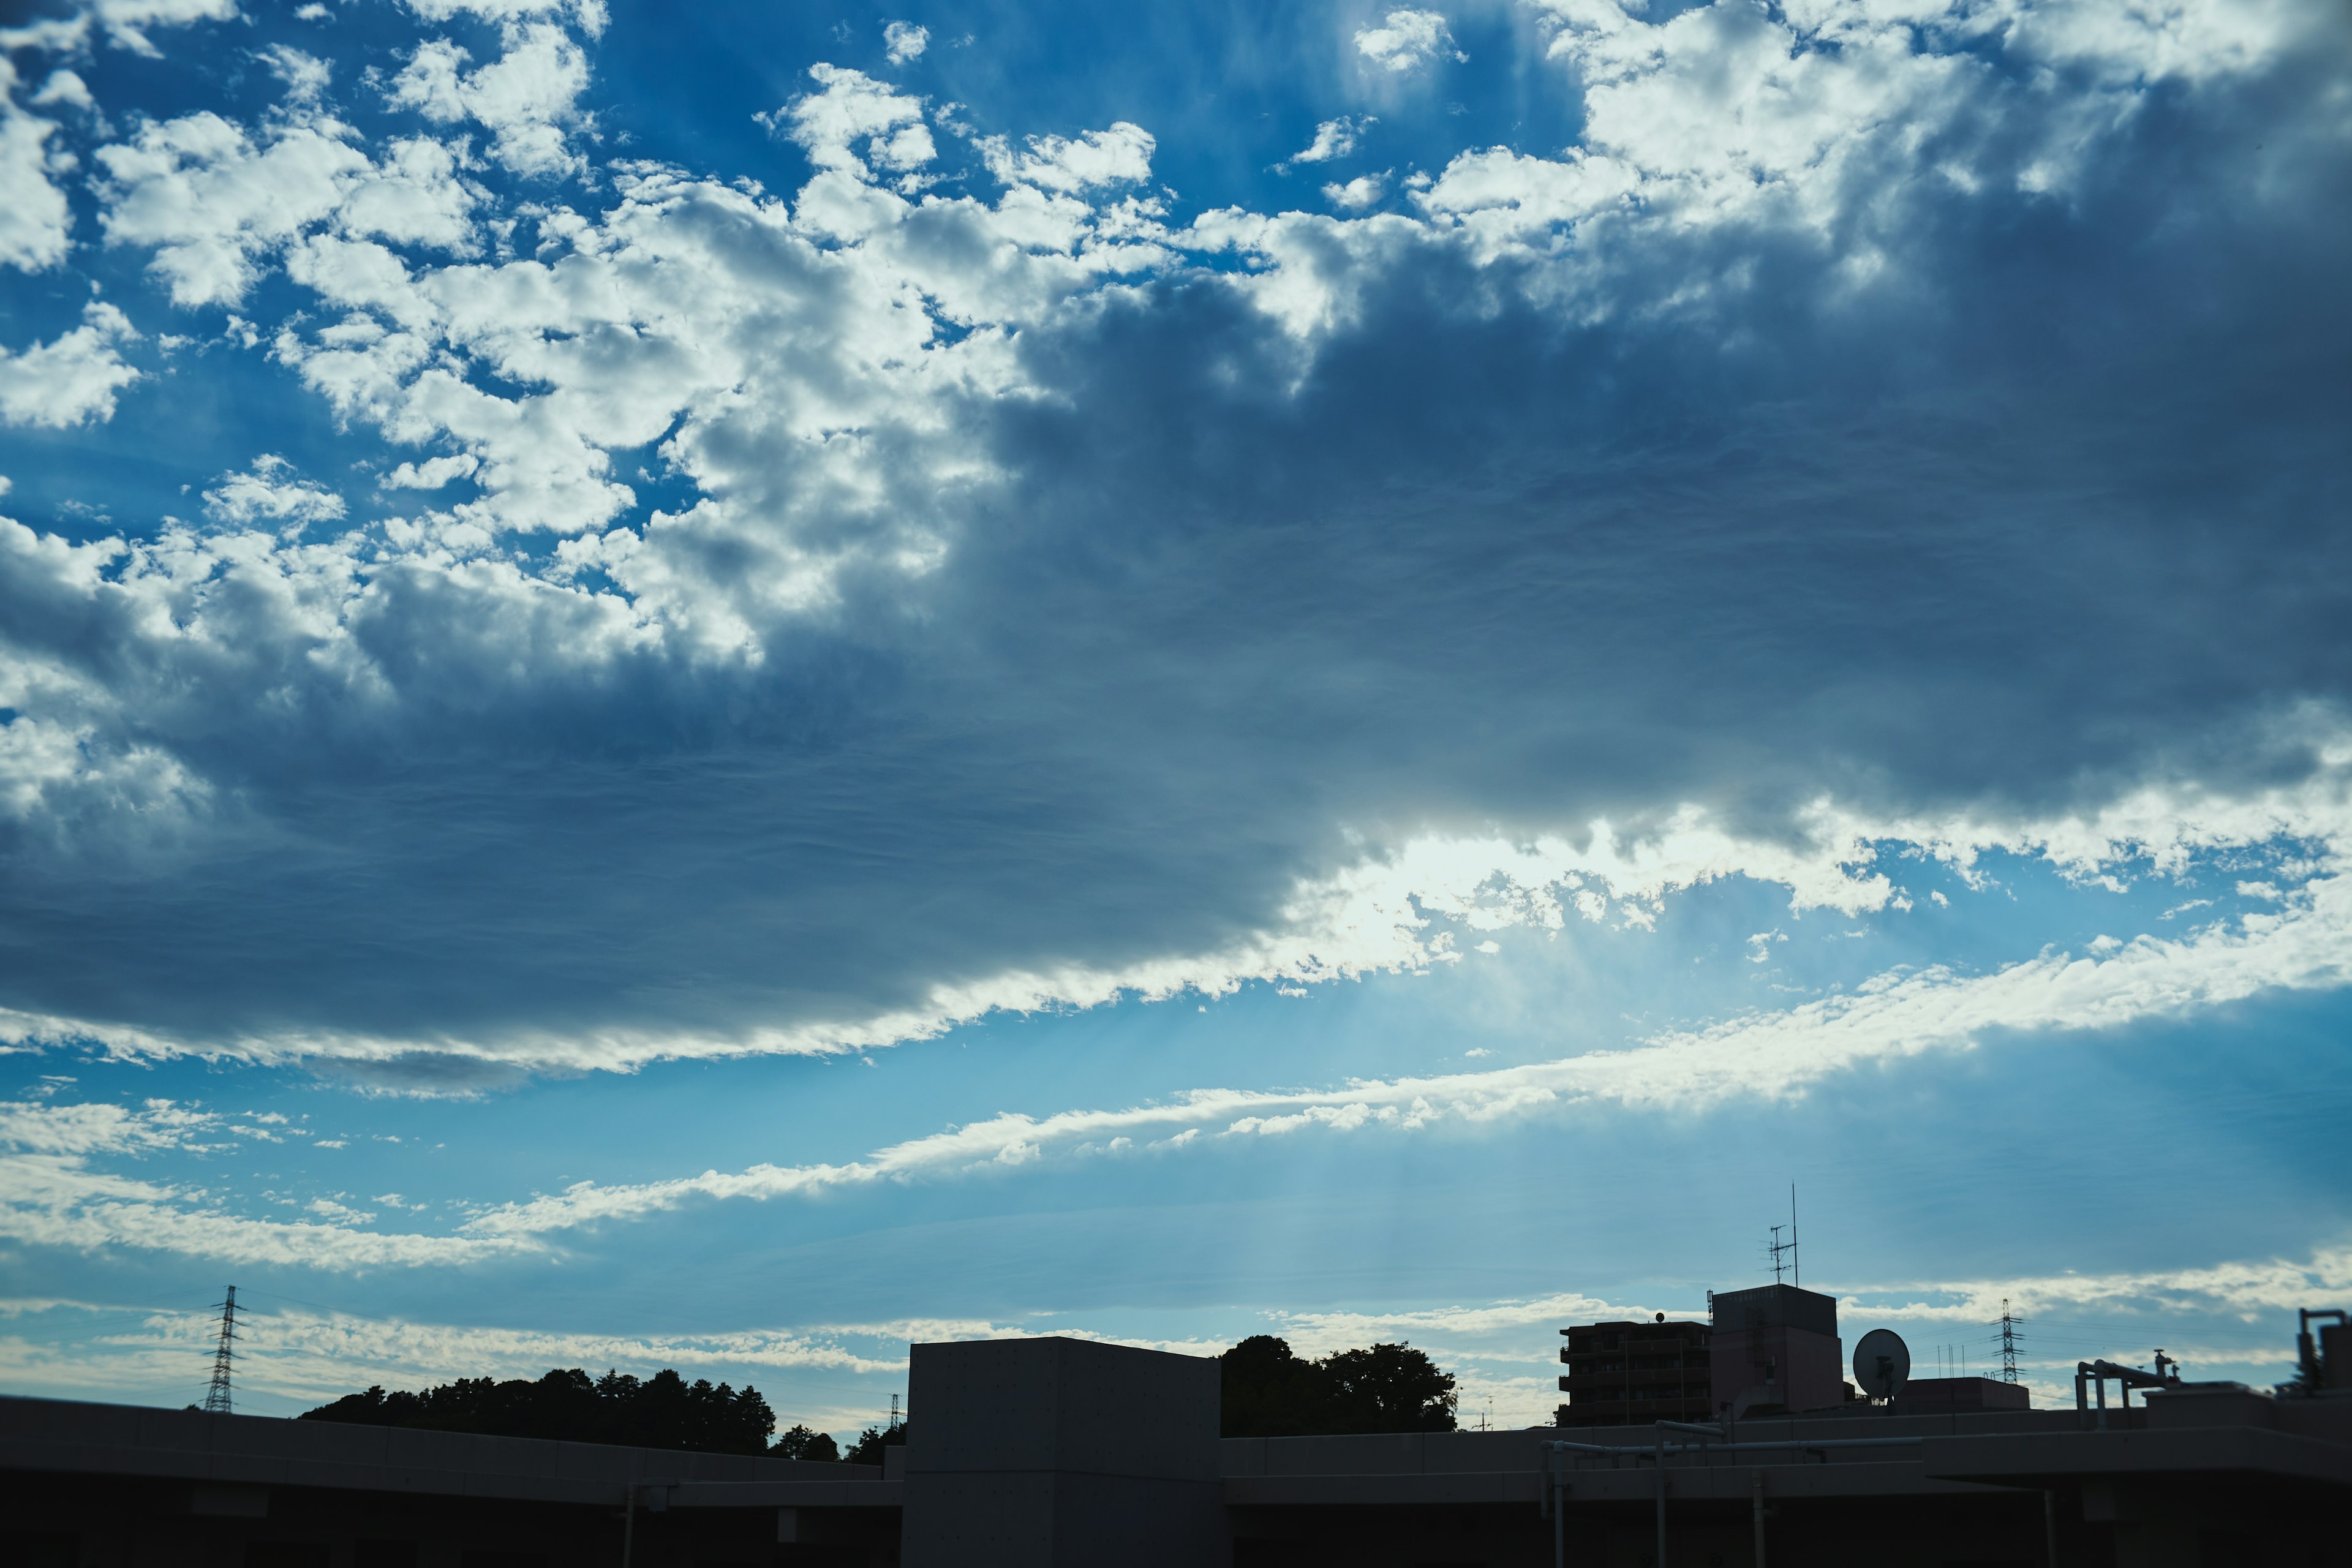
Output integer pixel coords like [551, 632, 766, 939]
[898, 1336, 1224, 1568]
[1708, 1283, 1845, 1416]
[1553, 1316, 1712, 1427]
[1893, 1376, 2033, 1415]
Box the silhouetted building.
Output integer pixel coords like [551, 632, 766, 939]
[5, 1329, 2350, 1567]
[1708, 1281, 1845, 1415]
[1553, 1315, 1711, 1427]
[1893, 1375, 2033, 1415]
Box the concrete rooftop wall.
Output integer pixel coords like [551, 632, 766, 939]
[899, 1336, 1226, 1568]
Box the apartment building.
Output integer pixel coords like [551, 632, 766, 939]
[1553, 1313, 1713, 1428]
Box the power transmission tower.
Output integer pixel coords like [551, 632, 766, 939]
[888, 1393, 902, 1432]
[1999, 1300, 2019, 1385]
[203, 1285, 238, 1414]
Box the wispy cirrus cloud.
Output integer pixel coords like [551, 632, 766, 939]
[0, 1098, 526, 1269]
[458, 844, 2352, 1243]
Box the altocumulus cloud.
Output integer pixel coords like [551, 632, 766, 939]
[0, 0, 2347, 1085]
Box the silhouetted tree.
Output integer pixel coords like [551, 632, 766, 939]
[300, 1366, 777, 1455]
[1219, 1336, 1457, 1437]
[771, 1423, 841, 1461]
[1221, 1335, 1333, 1438]
[841, 1423, 908, 1466]
[1322, 1343, 1457, 1433]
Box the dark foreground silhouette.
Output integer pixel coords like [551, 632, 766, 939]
[298, 1336, 1457, 1454]
[1219, 1337, 1457, 1437]
[300, 1366, 782, 1456]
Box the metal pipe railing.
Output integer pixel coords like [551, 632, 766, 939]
[2074, 1358, 2176, 1428]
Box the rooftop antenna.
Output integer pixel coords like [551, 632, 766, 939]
[203, 1285, 238, 1414]
[1766, 1224, 1790, 1284]
[2000, 1301, 2019, 1384]
[1790, 1183, 1800, 1289]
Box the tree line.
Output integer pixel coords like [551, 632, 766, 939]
[297, 1336, 1457, 1454]
[1218, 1336, 1456, 1436]
[300, 1368, 782, 1455]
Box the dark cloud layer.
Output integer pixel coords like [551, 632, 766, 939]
[1, 9, 2348, 1065]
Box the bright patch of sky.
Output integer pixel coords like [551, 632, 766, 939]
[1, 0, 2349, 1445]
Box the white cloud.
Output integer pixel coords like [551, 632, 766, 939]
[883, 20, 928, 64]
[91, 0, 239, 59]
[388, 23, 592, 178]
[382, 453, 480, 489]
[333, 136, 479, 252]
[94, 111, 477, 309]
[0, 1178, 522, 1267]
[0, 18, 92, 55]
[1844, 1245, 2352, 1330]
[771, 63, 933, 179]
[97, 116, 372, 306]
[0, 302, 141, 428]
[0, 56, 74, 273]
[201, 454, 348, 532]
[73, 0, 2309, 613]
[0, 1095, 527, 1269]
[29, 70, 93, 113]
[262, 45, 333, 107]
[0, 1098, 219, 1158]
[1323, 171, 1387, 209]
[980, 121, 1155, 194]
[1480, 0, 2331, 256]
[1290, 115, 1371, 165]
[402, 0, 607, 36]
[1354, 9, 1465, 74]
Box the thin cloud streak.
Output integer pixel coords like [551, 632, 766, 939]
[466, 851, 2352, 1242]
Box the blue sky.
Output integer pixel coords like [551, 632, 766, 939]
[1, 0, 2350, 1442]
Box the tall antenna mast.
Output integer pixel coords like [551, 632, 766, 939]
[1999, 1300, 2019, 1384]
[203, 1285, 238, 1414]
[1790, 1183, 1800, 1289]
[1766, 1224, 1790, 1284]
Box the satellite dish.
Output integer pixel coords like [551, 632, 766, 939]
[1854, 1329, 1911, 1401]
